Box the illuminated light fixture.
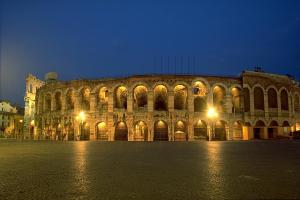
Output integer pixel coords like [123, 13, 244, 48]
[207, 107, 218, 118]
[19, 119, 23, 123]
[30, 120, 35, 126]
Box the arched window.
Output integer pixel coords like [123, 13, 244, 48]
[254, 87, 264, 110]
[213, 86, 226, 112]
[174, 85, 187, 110]
[231, 87, 241, 113]
[133, 85, 148, 109]
[154, 85, 168, 111]
[193, 81, 207, 112]
[114, 86, 127, 109]
[268, 88, 278, 108]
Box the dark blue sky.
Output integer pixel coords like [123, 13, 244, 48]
[1, 0, 300, 105]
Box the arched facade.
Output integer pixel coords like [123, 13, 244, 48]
[28, 71, 300, 141]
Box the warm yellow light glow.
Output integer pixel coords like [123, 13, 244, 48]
[77, 111, 86, 122]
[207, 107, 218, 118]
[19, 119, 23, 123]
[30, 120, 35, 126]
[98, 122, 106, 129]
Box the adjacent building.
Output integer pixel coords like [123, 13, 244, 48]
[0, 100, 24, 138]
[24, 70, 300, 141]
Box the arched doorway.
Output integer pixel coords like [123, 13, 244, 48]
[254, 87, 264, 110]
[154, 120, 168, 141]
[280, 90, 289, 111]
[213, 120, 227, 140]
[231, 87, 241, 113]
[80, 122, 90, 140]
[268, 121, 279, 139]
[134, 121, 148, 141]
[233, 121, 242, 140]
[96, 122, 108, 141]
[282, 121, 290, 136]
[115, 121, 128, 141]
[174, 120, 187, 141]
[254, 120, 265, 139]
[194, 120, 207, 140]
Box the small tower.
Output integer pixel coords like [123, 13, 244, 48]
[23, 74, 44, 139]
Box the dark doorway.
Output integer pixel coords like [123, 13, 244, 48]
[154, 120, 168, 141]
[115, 122, 128, 141]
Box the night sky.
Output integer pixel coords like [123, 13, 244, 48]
[0, 0, 300, 105]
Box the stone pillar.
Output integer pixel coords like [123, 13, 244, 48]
[61, 95, 66, 115]
[250, 90, 255, 117]
[90, 93, 97, 113]
[51, 95, 55, 111]
[264, 92, 269, 118]
[168, 91, 174, 112]
[89, 119, 96, 141]
[108, 91, 114, 113]
[187, 86, 194, 112]
[187, 117, 194, 141]
[74, 93, 81, 114]
[225, 94, 232, 114]
[127, 93, 133, 113]
[148, 89, 154, 112]
[277, 93, 281, 117]
[107, 113, 114, 141]
[227, 124, 233, 140]
[288, 94, 292, 117]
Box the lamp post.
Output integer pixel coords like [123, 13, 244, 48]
[207, 107, 218, 141]
[76, 111, 85, 141]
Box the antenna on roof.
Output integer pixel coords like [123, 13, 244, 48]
[254, 66, 265, 73]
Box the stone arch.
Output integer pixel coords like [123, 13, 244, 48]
[134, 120, 148, 141]
[133, 85, 148, 109]
[174, 84, 188, 110]
[280, 88, 289, 111]
[65, 88, 75, 110]
[96, 121, 108, 140]
[154, 120, 168, 141]
[282, 121, 290, 127]
[97, 86, 109, 108]
[174, 120, 187, 141]
[115, 121, 128, 141]
[44, 93, 52, 112]
[253, 120, 266, 139]
[154, 85, 168, 111]
[231, 87, 241, 113]
[79, 87, 90, 111]
[233, 121, 243, 140]
[54, 91, 62, 111]
[213, 120, 227, 140]
[294, 93, 300, 112]
[114, 85, 128, 109]
[193, 81, 208, 112]
[213, 85, 226, 113]
[194, 120, 207, 140]
[253, 86, 265, 110]
[267, 87, 278, 108]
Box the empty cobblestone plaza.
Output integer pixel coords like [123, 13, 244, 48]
[0, 140, 300, 199]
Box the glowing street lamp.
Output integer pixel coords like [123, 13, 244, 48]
[207, 107, 218, 141]
[76, 111, 86, 141]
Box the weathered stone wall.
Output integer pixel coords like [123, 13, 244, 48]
[27, 71, 300, 141]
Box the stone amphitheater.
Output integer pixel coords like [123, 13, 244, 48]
[23, 70, 300, 141]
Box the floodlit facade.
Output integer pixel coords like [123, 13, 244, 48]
[0, 100, 24, 138]
[24, 71, 300, 141]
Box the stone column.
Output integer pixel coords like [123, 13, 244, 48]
[277, 93, 281, 117]
[227, 124, 233, 140]
[108, 91, 114, 113]
[187, 86, 194, 112]
[187, 117, 194, 141]
[90, 93, 97, 113]
[288, 94, 292, 117]
[61, 95, 66, 115]
[264, 92, 269, 118]
[250, 90, 255, 117]
[225, 94, 232, 114]
[127, 93, 133, 113]
[74, 93, 81, 114]
[168, 91, 174, 112]
[148, 89, 154, 112]
[51, 95, 55, 111]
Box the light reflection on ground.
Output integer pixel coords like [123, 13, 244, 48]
[0, 140, 300, 199]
